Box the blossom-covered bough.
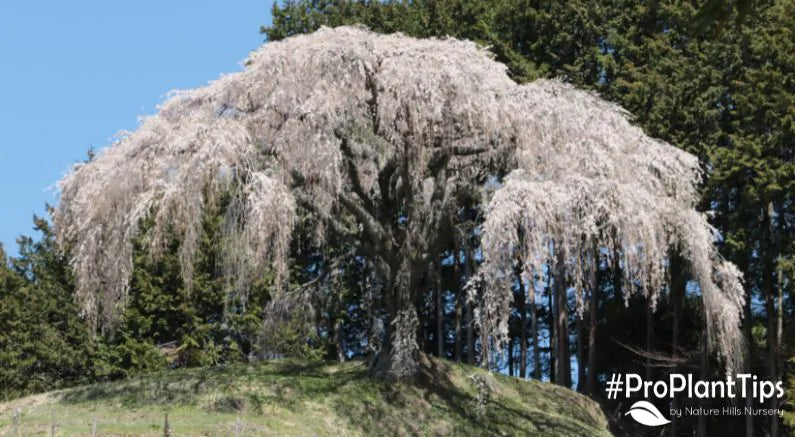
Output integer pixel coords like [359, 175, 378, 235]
[54, 26, 744, 378]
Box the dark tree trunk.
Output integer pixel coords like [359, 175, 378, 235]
[465, 243, 475, 365]
[373, 267, 400, 377]
[466, 301, 475, 365]
[763, 202, 779, 437]
[508, 336, 515, 376]
[436, 277, 444, 358]
[697, 331, 709, 437]
[531, 278, 541, 380]
[576, 301, 585, 392]
[327, 287, 346, 363]
[612, 249, 622, 299]
[555, 247, 570, 387]
[744, 255, 754, 437]
[548, 261, 556, 383]
[481, 328, 490, 369]
[697, 285, 712, 437]
[670, 252, 685, 437]
[454, 240, 463, 362]
[373, 258, 423, 380]
[517, 267, 528, 379]
[334, 318, 346, 362]
[328, 310, 338, 361]
[775, 261, 783, 435]
[586, 247, 599, 395]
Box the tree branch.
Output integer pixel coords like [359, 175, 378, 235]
[339, 191, 392, 257]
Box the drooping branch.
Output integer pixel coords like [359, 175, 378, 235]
[476, 81, 745, 373]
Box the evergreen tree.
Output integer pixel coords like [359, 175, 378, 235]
[0, 216, 95, 400]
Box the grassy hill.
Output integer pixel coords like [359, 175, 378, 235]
[0, 355, 611, 436]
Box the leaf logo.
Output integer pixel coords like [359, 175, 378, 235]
[624, 400, 671, 427]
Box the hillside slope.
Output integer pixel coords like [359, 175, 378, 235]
[0, 356, 610, 436]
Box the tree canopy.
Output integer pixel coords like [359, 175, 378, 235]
[54, 26, 744, 378]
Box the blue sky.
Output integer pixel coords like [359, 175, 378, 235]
[0, 1, 273, 254]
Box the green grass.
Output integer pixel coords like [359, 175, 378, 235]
[0, 355, 611, 436]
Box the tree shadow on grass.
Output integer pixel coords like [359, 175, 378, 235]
[326, 355, 607, 437]
[323, 355, 507, 436]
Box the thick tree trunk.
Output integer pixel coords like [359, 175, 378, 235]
[555, 247, 570, 387]
[373, 276, 397, 376]
[373, 260, 421, 380]
[517, 268, 528, 379]
[586, 248, 599, 395]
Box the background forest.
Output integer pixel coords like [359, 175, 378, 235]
[0, 1, 793, 436]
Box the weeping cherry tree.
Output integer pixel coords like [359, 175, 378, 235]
[54, 26, 744, 379]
